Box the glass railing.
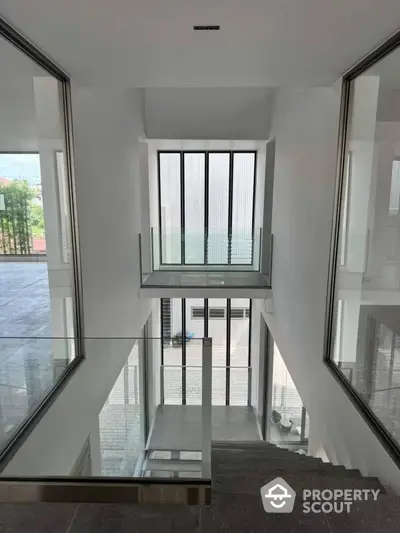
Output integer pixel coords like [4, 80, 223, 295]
[149, 228, 264, 271]
[0, 336, 81, 459]
[0, 336, 212, 503]
[161, 364, 251, 407]
[139, 228, 272, 289]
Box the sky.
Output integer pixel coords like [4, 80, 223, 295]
[0, 153, 41, 186]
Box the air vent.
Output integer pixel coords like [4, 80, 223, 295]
[193, 25, 220, 31]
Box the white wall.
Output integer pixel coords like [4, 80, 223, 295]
[144, 88, 273, 140]
[264, 85, 400, 490]
[3, 88, 152, 475]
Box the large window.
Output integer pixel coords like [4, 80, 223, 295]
[328, 37, 400, 457]
[161, 298, 251, 406]
[0, 20, 82, 455]
[158, 151, 256, 266]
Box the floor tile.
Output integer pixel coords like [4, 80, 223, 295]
[69, 503, 199, 533]
[0, 503, 78, 533]
[200, 493, 331, 533]
[325, 496, 400, 533]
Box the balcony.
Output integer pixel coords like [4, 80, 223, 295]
[139, 228, 272, 298]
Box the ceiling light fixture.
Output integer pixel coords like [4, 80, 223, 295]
[193, 25, 220, 31]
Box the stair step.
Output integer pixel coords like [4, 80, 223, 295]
[145, 458, 202, 472]
[213, 441, 283, 449]
[214, 469, 385, 496]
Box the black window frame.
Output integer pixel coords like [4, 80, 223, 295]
[324, 27, 400, 470]
[157, 150, 257, 267]
[161, 298, 252, 406]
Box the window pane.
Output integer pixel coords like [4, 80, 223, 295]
[208, 296, 227, 374]
[270, 342, 304, 443]
[184, 153, 205, 264]
[162, 298, 182, 366]
[209, 295, 230, 407]
[0, 33, 79, 454]
[231, 153, 255, 264]
[208, 153, 229, 264]
[339, 152, 352, 266]
[159, 153, 181, 264]
[389, 160, 400, 215]
[185, 298, 204, 366]
[230, 299, 250, 367]
[331, 44, 400, 449]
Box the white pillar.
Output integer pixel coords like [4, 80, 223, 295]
[33, 77, 73, 363]
[202, 337, 212, 478]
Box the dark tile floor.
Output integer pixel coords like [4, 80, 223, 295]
[2, 496, 399, 533]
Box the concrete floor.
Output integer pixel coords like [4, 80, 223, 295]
[149, 405, 260, 451]
[0, 263, 69, 451]
[0, 262, 51, 338]
[142, 270, 270, 289]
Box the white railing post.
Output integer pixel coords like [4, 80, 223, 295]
[202, 337, 212, 478]
[248, 366, 252, 407]
[160, 364, 164, 405]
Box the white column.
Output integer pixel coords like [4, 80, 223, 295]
[33, 77, 72, 363]
[202, 337, 212, 478]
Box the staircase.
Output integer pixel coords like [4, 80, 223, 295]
[212, 440, 385, 493]
[200, 440, 399, 532]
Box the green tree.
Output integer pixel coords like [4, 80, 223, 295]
[0, 180, 35, 254]
[30, 203, 45, 237]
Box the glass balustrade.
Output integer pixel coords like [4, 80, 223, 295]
[0, 336, 212, 503]
[139, 228, 271, 289]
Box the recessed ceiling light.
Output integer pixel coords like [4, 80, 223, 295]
[193, 25, 220, 31]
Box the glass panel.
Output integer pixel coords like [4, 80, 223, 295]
[184, 153, 205, 264]
[162, 298, 182, 366]
[231, 153, 255, 264]
[159, 152, 181, 264]
[339, 152, 352, 267]
[0, 32, 81, 462]
[185, 299, 204, 366]
[229, 367, 248, 406]
[0, 34, 77, 344]
[99, 342, 142, 476]
[212, 367, 226, 406]
[373, 323, 394, 393]
[186, 364, 202, 405]
[230, 298, 250, 367]
[330, 44, 400, 451]
[389, 160, 400, 215]
[269, 342, 305, 443]
[0, 336, 213, 485]
[208, 298, 227, 368]
[163, 366, 183, 405]
[208, 153, 229, 264]
[0, 337, 76, 453]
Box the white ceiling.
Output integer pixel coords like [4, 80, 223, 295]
[144, 87, 274, 139]
[1, 0, 400, 88]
